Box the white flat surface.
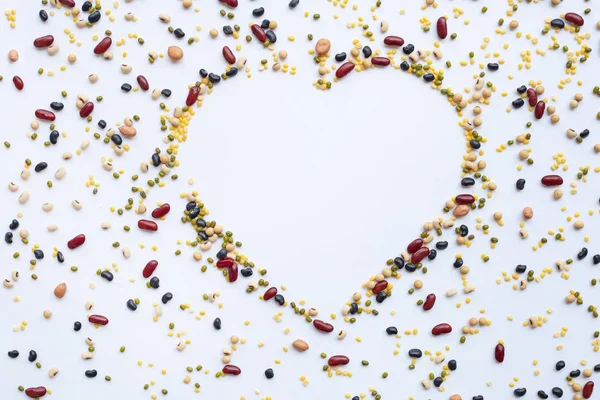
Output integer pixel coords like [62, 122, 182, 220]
[1, 0, 600, 399]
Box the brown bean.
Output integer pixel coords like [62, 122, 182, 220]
[168, 46, 183, 61]
[292, 339, 309, 351]
[315, 38, 331, 56]
[54, 282, 67, 298]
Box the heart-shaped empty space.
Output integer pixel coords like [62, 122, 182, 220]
[180, 70, 462, 308]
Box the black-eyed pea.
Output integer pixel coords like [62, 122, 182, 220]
[380, 20, 389, 33]
[308, 307, 318, 316]
[48, 367, 59, 378]
[519, 228, 528, 239]
[337, 329, 347, 340]
[342, 305, 351, 315]
[3, 279, 14, 289]
[176, 342, 187, 352]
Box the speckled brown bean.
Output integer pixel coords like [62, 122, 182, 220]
[222, 46, 236, 64]
[54, 283, 67, 298]
[292, 339, 309, 351]
[423, 293, 436, 311]
[534, 101, 545, 119]
[565, 12, 584, 26]
[167, 46, 183, 61]
[33, 35, 54, 48]
[313, 319, 334, 333]
[383, 36, 404, 46]
[453, 205, 470, 217]
[372, 57, 391, 66]
[137, 75, 149, 91]
[526, 88, 538, 107]
[251, 24, 267, 42]
[94, 37, 112, 54]
[522, 206, 533, 219]
[436, 17, 448, 39]
[315, 38, 331, 56]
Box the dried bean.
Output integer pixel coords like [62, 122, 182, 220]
[436, 17, 448, 39]
[327, 355, 350, 366]
[138, 220, 158, 232]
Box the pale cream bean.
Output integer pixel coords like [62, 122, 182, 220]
[42, 203, 54, 212]
[8, 182, 19, 192]
[47, 224, 58, 232]
[122, 247, 131, 259]
[554, 189, 563, 200]
[566, 128, 577, 139]
[12, 271, 19, 281]
[55, 167, 66, 180]
[182, 0, 192, 8]
[518, 149, 530, 160]
[446, 288, 457, 297]
[80, 140, 90, 150]
[63, 152, 73, 160]
[85, 337, 94, 346]
[47, 43, 60, 56]
[159, 13, 171, 23]
[519, 228, 528, 239]
[278, 51, 287, 60]
[18, 191, 30, 204]
[120, 64, 133, 74]
[151, 88, 161, 100]
[124, 12, 135, 21]
[102, 162, 113, 171]
[221, 355, 230, 364]
[574, 220, 584, 229]
[3, 279, 14, 289]
[103, 51, 113, 60]
[380, 20, 389, 33]
[85, 300, 94, 310]
[19, 228, 29, 238]
[68, 53, 77, 63]
[81, 352, 94, 360]
[43, 309, 52, 319]
[337, 329, 347, 340]
[88, 73, 99, 83]
[21, 169, 31, 180]
[48, 367, 59, 378]
[71, 200, 82, 210]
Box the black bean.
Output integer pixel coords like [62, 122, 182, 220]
[473, 396, 484, 400]
[73, 321, 82, 331]
[149, 276, 160, 289]
[550, 19, 565, 29]
[555, 360, 566, 370]
[393, 257, 404, 269]
[5, 232, 13, 244]
[469, 139, 481, 149]
[57, 251, 64, 263]
[537, 390, 548, 399]
[428, 249, 437, 260]
[121, 83, 132, 92]
[274, 294, 285, 305]
[289, 0, 300, 9]
[408, 349, 422, 358]
[98, 120, 107, 129]
[185, 202, 197, 211]
[9, 219, 19, 230]
[569, 369, 580, 377]
[213, 317, 222, 330]
[174, 28, 185, 38]
[101, 271, 114, 282]
[39, 9, 48, 22]
[579, 129, 590, 138]
[517, 85, 527, 94]
[264, 368, 274, 379]
[82, 1, 92, 12]
[126, 299, 137, 311]
[423, 73, 435, 82]
[28, 350, 37, 362]
[514, 388, 527, 397]
[459, 225, 469, 237]
[593, 254, 600, 264]
[85, 369, 98, 378]
[385, 326, 398, 335]
[402, 44, 415, 54]
[88, 10, 101, 23]
[197, 231, 208, 241]
[335, 52, 347, 62]
[512, 98, 525, 108]
[161, 292, 173, 304]
[35, 162, 48, 172]
[265, 30, 277, 43]
[594, 363, 600, 372]
[461, 177, 475, 187]
[400, 61, 410, 71]
[352, 397, 360, 400]
[349, 303, 358, 314]
[226, 67, 238, 77]
[199, 69, 209, 78]
[404, 263, 416, 272]
[34, 249, 44, 260]
[252, 7, 265, 17]
[49, 130, 59, 144]
[435, 241, 448, 250]
[8, 350, 19, 359]
[577, 248, 588, 260]
[453, 258, 463, 268]
[111, 134, 123, 145]
[188, 207, 200, 219]
[240, 268, 253, 277]
[151, 153, 161, 167]
[487, 63, 499, 71]
[50, 102, 64, 111]
[448, 359, 457, 370]
[161, 89, 172, 98]
[216, 248, 228, 259]
[362, 46, 372, 58]
[208, 73, 221, 84]
[433, 376, 443, 387]
[515, 265, 527, 273]
[223, 25, 233, 35]
[375, 291, 387, 303]
[551, 387, 563, 398]
[516, 178, 526, 190]
[261, 19, 270, 29]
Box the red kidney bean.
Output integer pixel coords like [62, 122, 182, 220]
[228, 263, 238, 283]
[67, 234, 86, 249]
[313, 319, 334, 333]
[151, 204, 170, 218]
[137, 75, 149, 91]
[94, 37, 112, 54]
[455, 194, 475, 205]
[186, 86, 200, 106]
[423, 293, 436, 311]
[407, 238, 423, 254]
[431, 323, 452, 335]
[138, 219, 158, 232]
[79, 102, 94, 118]
[565, 12, 584, 26]
[13, 76, 24, 91]
[222, 46, 236, 64]
[372, 280, 388, 294]
[25, 387, 47, 398]
[216, 258, 235, 268]
[383, 36, 404, 47]
[264, 287, 277, 300]
[251, 24, 267, 42]
[372, 57, 391, 66]
[33, 35, 54, 48]
[526, 88, 537, 107]
[219, 0, 238, 8]
[142, 260, 159, 278]
[534, 100, 545, 119]
[436, 17, 448, 39]
[327, 355, 350, 367]
[35, 109, 56, 121]
[88, 314, 109, 325]
[222, 365, 241, 375]
[411, 247, 430, 264]
[495, 343, 505, 362]
[583, 381, 594, 399]
[335, 62, 355, 79]
[541, 175, 563, 186]
[59, 0, 75, 7]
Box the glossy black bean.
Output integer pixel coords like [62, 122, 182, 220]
[161, 89, 172, 97]
[223, 25, 233, 35]
[5, 232, 13, 244]
[469, 139, 481, 149]
[216, 248, 228, 259]
[226, 67, 238, 77]
[35, 162, 48, 172]
[261, 19, 270, 29]
[459, 225, 469, 237]
[555, 360, 566, 370]
[448, 359, 457, 370]
[8, 350, 19, 358]
[73, 321, 82, 331]
[400, 61, 410, 71]
[352, 397, 360, 400]
[88, 10, 101, 23]
[197, 231, 208, 241]
[577, 248, 588, 260]
[101, 271, 114, 281]
[516, 178, 526, 190]
[453, 258, 463, 268]
[208, 73, 221, 83]
[9, 219, 19, 230]
[196, 218, 206, 228]
[408, 349, 422, 358]
[433, 377, 443, 387]
[335, 52, 347, 62]
[49, 130, 59, 144]
[39, 9, 48, 22]
[34, 249, 44, 259]
[57, 251, 64, 263]
[126, 299, 137, 311]
[50, 102, 64, 111]
[185, 201, 196, 211]
[349, 303, 358, 314]
[121, 83, 132, 92]
[265, 30, 277, 43]
[580, 129, 590, 138]
[594, 363, 600, 372]
[487, 63, 499, 71]
[515, 264, 527, 273]
[151, 153, 161, 167]
[252, 7, 265, 17]
[514, 388, 527, 397]
[274, 294, 285, 305]
[161, 292, 173, 304]
[427, 249, 437, 260]
[98, 120, 107, 129]
[436, 241, 448, 250]
[289, 0, 300, 8]
[550, 18, 565, 28]
[240, 268, 253, 277]
[213, 317, 222, 330]
[404, 263, 416, 272]
[461, 177, 475, 187]
[82, 1, 92, 11]
[188, 207, 200, 219]
[393, 257, 405, 268]
[551, 387, 563, 397]
[362, 46, 372, 58]
[423, 73, 435, 82]
[375, 291, 387, 303]
[386, 326, 398, 335]
[569, 369, 580, 377]
[28, 350, 37, 362]
[512, 98, 525, 108]
[149, 277, 160, 289]
[265, 368, 274, 379]
[174, 28, 185, 38]
[85, 369, 97, 378]
[593, 254, 600, 264]
[402, 44, 415, 54]
[537, 390, 548, 399]
[199, 69, 208, 78]
[517, 85, 527, 94]
[111, 134, 123, 145]
[473, 396, 484, 400]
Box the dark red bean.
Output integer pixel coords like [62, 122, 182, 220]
[228, 264, 238, 283]
[534, 100, 545, 119]
[79, 102, 94, 118]
[455, 194, 475, 205]
[495, 343, 505, 362]
[151, 204, 170, 218]
[94, 37, 112, 54]
[565, 12, 584, 27]
[59, 0, 76, 7]
[383, 36, 404, 47]
[216, 258, 235, 268]
[13, 76, 24, 91]
[251, 24, 267, 42]
[423, 293, 436, 311]
[407, 238, 423, 254]
[138, 219, 158, 232]
[219, 0, 238, 8]
[186, 86, 200, 106]
[583, 381, 594, 399]
[411, 247, 430, 264]
[35, 109, 56, 121]
[372, 57, 391, 66]
[222, 46, 236, 64]
[264, 287, 277, 300]
[372, 280, 388, 294]
[313, 319, 334, 333]
[33, 35, 54, 48]
[142, 260, 158, 278]
[137, 75, 149, 91]
[526, 88, 537, 107]
[327, 355, 350, 367]
[541, 175, 563, 186]
[222, 365, 241, 375]
[88, 314, 109, 325]
[436, 17, 448, 39]
[335, 62, 355, 79]
[25, 387, 47, 398]
[67, 234, 86, 249]
[431, 323, 452, 336]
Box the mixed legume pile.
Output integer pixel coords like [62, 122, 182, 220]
[1, 0, 600, 399]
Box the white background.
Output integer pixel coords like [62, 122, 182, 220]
[1, 0, 600, 399]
